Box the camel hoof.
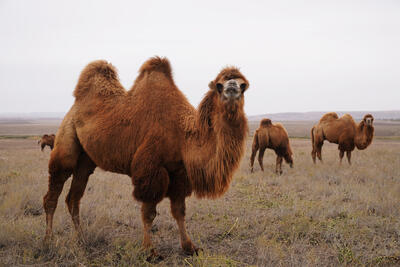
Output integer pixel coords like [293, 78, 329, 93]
[182, 242, 201, 256]
[146, 249, 164, 262]
[43, 233, 52, 244]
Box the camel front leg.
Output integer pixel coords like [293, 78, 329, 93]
[346, 151, 352, 165]
[276, 156, 283, 175]
[170, 198, 198, 255]
[141, 202, 162, 259]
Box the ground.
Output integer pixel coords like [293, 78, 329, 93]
[0, 120, 400, 266]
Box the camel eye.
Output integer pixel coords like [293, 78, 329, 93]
[216, 83, 223, 94]
[240, 83, 247, 92]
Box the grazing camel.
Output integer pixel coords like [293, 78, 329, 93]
[250, 119, 293, 174]
[43, 57, 249, 258]
[38, 134, 55, 151]
[311, 112, 374, 164]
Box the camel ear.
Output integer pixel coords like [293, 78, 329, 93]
[208, 81, 215, 90]
[209, 81, 223, 94]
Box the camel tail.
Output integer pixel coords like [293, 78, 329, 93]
[252, 131, 259, 152]
[139, 56, 172, 77]
[311, 126, 315, 147]
[73, 60, 122, 100]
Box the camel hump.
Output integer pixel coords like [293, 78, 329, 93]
[274, 123, 286, 131]
[260, 118, 272, 127]
[73, 60, 121, 99]
[274, 123, 289, 135]
[139, 56, 172, 77]
[320, 112, 338, 122]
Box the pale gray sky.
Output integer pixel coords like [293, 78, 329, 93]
[0, 0, 399, 115]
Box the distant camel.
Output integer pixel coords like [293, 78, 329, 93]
[311, 113, 374, 164]
[250, 119, 293, 174]
[43, 57, 249, 258]
[38, 134, 55, 151]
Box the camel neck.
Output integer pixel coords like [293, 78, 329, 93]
[355, 122, 374, 150]
[183, 90, 248, 199]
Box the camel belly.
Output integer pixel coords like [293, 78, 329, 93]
[76, 124, 135, 175]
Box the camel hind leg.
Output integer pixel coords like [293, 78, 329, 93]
[316, 143, 323, 163]
[346, 151, 352, 165]
[65, 152, 96, 237]
[311, 127, 324, 163]
[258, 147, 266, 172]
[275, 156, 283, 175]
[250, 137, 259, 173]
[43, 166, 72, 240]
[43, 112, 81, 241]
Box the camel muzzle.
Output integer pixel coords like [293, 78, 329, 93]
[223, 80, 241, 100]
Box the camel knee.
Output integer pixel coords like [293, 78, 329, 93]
[65, 191, 81, 216]
[258, 152, 265, 171]
[43, 195, 57, 215]
[142, 203, 157, 224]
[171, 200, 186, 220]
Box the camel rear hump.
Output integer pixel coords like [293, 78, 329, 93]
[274, 123, 289, 136]
[73, 60, 125, 100]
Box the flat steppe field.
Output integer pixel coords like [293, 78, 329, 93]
[0, 120, 400, 266]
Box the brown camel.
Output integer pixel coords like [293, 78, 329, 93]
[38, 134, 55, 151]
[43, 57, 249, 257]
[250, 119, 293, 174]
[311, 112, 374, 164]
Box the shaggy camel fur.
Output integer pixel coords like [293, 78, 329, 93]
[250, 119, 293, 174]
[38, 134, 55, 151]
[43, 57, 249, 257]
[311, 113, 374, 164]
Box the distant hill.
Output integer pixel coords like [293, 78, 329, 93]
[1, 110, 399, 122]
[0, 112, 65, 120]
[249, 110, 400, 122]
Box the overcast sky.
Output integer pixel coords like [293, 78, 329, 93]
[0, 0, 399, 115]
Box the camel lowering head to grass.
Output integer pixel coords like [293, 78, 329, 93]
[38, 134, 55, 151]
[250, 118, 293, 174]
[42, 57, 249, 259]
[311, 112, 374, 164]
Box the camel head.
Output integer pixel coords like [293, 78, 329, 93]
[363, 114, 374, 127]
[208, 67, 249, 112]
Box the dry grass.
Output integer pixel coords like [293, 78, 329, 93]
[1, 123, 400, 266]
